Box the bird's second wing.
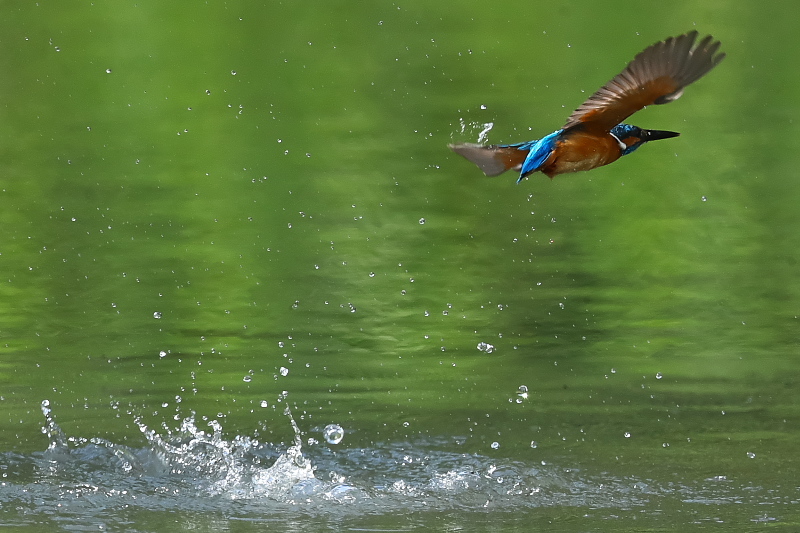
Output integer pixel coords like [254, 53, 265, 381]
[562, 31, 725, 133]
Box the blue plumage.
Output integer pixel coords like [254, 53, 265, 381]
[500, 130, 564, 183]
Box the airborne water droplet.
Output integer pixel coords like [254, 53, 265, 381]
[323, 424, 344, 444]
[477, 342, 495, 354]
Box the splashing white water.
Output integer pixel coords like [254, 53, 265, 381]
[456, 118, 494, 143]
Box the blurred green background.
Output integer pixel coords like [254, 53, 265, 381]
[1, 0, 799, 529]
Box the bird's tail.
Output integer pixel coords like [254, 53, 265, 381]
[448, 143, 528, 177]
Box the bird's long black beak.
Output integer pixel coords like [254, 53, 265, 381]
[641, 129, 680, 142]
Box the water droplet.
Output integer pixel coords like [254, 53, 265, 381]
[105, 68, 112, 74]
[624, 432, 631, 438]
[655, 372, 663, 379]
[701, 196, 708, 202]
[530, 440, 538, 449]
[279, 367, 289, 377]
[153, 311, 162, 319]
[418, 218, 425, 224]
[476, 342, 495, 353]
[747, 451, 756, 459]
[231, 70, 237, 75]
[517, 385, 528, 399]
[243, 375, 252, 383]
[260, 400, 268, 408]
[323, 424, 344, 444]
[159, 351, 167, 358]
[491, 441, 500, 449]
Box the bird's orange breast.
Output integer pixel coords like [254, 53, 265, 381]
[540, 131, 623, 177]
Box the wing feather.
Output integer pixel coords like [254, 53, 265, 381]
[562, 31, 726, 133]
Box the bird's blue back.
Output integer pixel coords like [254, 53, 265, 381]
[500, 130, 563, 183]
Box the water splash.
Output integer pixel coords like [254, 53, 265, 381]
[476, 342, 495, 354]
[456, 119, 495, 144]
[40, 399, 67, 451]
[12, 399, 783, 529]
[246, 405, 320, 499]
[124, 401, 320, 501]
[476, 122, 494, 143]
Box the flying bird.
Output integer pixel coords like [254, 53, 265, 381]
[449, 31, 725, 182]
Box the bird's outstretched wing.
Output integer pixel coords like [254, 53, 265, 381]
[562, 31, 725, 133]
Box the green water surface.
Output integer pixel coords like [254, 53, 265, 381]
[1, 1, 799, 531]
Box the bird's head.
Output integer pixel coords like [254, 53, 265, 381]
[612, 123, 680, 156]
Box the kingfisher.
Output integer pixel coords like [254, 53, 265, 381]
[449, 31, 725, 182]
